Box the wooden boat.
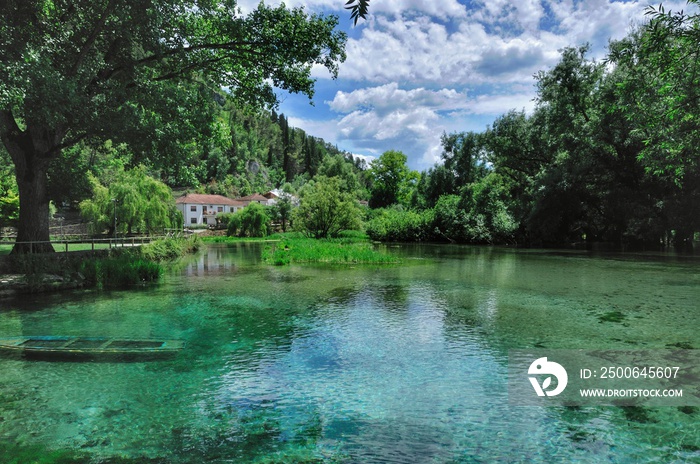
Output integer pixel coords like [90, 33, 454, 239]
[0, 336, 185, 361]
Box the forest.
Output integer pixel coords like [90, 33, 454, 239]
[1, 1, 699, 251]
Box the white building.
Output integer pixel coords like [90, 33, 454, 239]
[263, 189, 300, 206]
[175, 193, 246, 226]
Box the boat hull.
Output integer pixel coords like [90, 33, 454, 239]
[0, 336, 185, 361]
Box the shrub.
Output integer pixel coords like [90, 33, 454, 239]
[293, 176, 362, 238]
[227, 202, 270, 237]
[365, 208, 433, 242]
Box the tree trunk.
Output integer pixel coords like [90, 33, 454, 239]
[14, 163, 54, 253]
[0, 112, 60, 254]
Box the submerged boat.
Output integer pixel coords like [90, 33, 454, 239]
[0, 336, 185, 361]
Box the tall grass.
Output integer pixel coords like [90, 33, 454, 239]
[262, 236, 399, 265]
[80, 256, 162, 289]
[82, 236, 199, 288]
[1, 236, 199, 291]
[137, 236, 201, 261]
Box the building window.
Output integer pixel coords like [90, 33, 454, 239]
[217, 206, 223, 212]
[190, 205, 197, 212]
[190, 217, 197, 224]
[203, 217, 208, 224]
[230, 207, 234, 212]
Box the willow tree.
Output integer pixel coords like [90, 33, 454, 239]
[0, 0, 346, 253]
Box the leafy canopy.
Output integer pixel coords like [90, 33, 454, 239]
[294, 176, 361, 238]
[80, 165, 180, 235]
[0, 0, 347, 153]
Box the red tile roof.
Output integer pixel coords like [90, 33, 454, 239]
[176, 193, 244, 206]
[237, 193, 269, 202]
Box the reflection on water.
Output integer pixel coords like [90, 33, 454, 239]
[0, 243, 698, 462]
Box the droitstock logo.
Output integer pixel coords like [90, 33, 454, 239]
[528, 357, 568, 397]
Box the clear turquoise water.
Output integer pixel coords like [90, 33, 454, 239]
[0, 243, 698, 462]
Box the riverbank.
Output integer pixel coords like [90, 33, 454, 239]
[0, 237, 200, 297]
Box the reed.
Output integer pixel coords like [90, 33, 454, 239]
[262, 236, 399, 265]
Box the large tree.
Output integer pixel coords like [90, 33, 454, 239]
[368, 150, 415, 208]
[0, 0, 346, 253]
[293, 176, 361, 238]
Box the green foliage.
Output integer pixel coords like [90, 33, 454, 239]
[412, 164, 457, 209]
[79, 237, 197, 288]
[80, 165, 180, 235]
[293, 176, 362, 238]
[227, 202, 270, 237]
[139, 237, 201, 261]
[270, 196, 293, 232]
[461, 174, 518, 243]
[440, 132, 488, 189]
[365, 208, 433, 242]
[317, 154, 360, 194]
[0, 0, 347, 251]
[368, 150, 418, 208]
[0, 164, 19, 229]
[80, 256, 163, 289]
[432, 195, 470, 242]
[345, 0, 371, 25]
[262, 237, 399, 265]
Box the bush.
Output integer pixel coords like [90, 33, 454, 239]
[365, 208, 433, 242]
[293, 176, 362, 238]
[227, 202, 270, 237]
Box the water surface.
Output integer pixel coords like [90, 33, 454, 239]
[0, 243, 698, 462]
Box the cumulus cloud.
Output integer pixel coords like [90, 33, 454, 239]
[339, 15, 564, 85]
[323, 83, 536, 169]
[328, 83, 469, 114]
[251, 1, 698, 169]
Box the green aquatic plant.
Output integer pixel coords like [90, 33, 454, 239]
[0, 443, 87, 464]
[598, 311, 626, 323]
[262, 237, 400, 265]
[80, 256, 163, 288]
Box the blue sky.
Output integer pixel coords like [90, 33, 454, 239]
[237, 0, 691, 170]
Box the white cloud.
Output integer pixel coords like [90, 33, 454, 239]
[322, 83, 536, 169]
[340, 15, 563, 85]
[272, 0, 700, 170]
[328, 83, 469, 113]
[464, 92, 536, 115]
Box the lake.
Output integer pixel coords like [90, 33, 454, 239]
[0, 243, 698, 462]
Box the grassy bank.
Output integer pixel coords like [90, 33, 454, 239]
[81, 236, 201, 288]
[262, 233, 400, 265]
[1, 236, 200, 293]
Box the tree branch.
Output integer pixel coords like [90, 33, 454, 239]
[0, 110, 26, 165]
[69, 0, 118, 77]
